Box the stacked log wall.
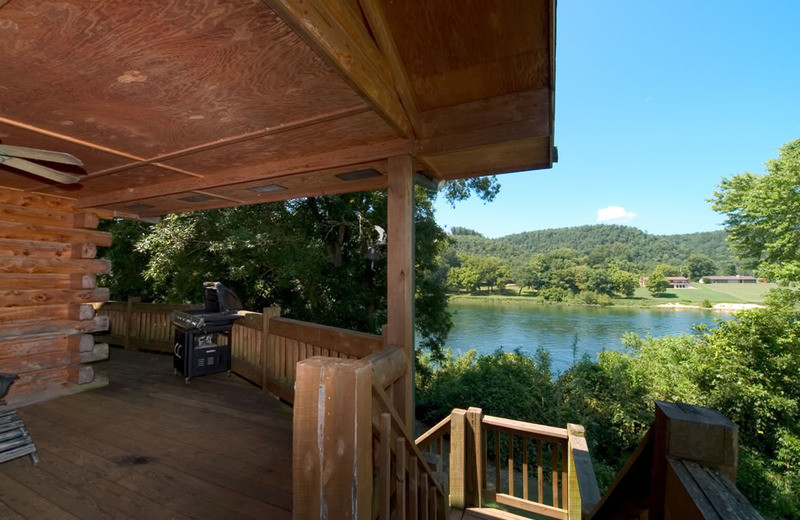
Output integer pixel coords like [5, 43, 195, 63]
[0, 186, 110, 409]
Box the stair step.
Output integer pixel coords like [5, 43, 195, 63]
[462, 507, 539, 520]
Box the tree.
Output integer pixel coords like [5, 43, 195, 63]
[587, 268, 616, 297]
[685, 253, 717, 281]
[711, 138, 800, 285]
[611, 268, 638, 297]
[515, 254, 548, 294]
[645, 274, 670, 295]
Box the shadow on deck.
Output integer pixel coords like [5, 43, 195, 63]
[0, 348, 293, 520]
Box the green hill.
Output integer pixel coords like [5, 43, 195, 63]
[449, 224, 739, 272]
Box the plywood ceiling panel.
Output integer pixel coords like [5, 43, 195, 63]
[378, 0, 552, 111]
[0, 0, 365, 157]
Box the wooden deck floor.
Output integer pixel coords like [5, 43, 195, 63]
[0, 348, 293, 520]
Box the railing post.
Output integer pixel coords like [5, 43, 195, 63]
[465, 407, 484, 507]
[293, 356, 372, 519]
[261, 306, 280, 394]
[123, 296, 140, 350]
[653, 401, 738, 520]
[567, 423, 600, 519]
[449, 408, 467, 509]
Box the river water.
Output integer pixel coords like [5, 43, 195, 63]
[442, 300, 731, 374]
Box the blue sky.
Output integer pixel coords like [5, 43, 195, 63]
[434, 0, 800, 238]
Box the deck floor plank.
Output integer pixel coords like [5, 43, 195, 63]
[0, 348, 293, 519]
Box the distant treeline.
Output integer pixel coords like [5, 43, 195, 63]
[445, 224, 744, 299]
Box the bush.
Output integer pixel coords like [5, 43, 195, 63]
[540, 287, 570, 302]
[578, 290, 613, 306]
[416, 348, 557, 427]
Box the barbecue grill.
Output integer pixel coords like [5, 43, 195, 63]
[171, 282, 243, 383]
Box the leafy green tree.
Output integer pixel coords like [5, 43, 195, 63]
[685, 253, 717, 281]
[611, 268, 638, 297]
[515, 254, 548, 294]
[587, 268, 616, 297]
[645, 274, 670, 295]
[651, 263, 681, 278]
[97, 219, 158, 302]
[711, 138, 800, 285]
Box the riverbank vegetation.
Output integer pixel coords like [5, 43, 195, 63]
[444, 225, 756, 306]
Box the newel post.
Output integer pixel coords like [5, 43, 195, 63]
[567, 424, 600, 519]
[293, 356, 373, 519]
[652, 401, 738, 520]
[261, 306, 281, 393]
[449, 407, 484, 510]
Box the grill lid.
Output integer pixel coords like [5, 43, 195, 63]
[204, 282, 242, 314]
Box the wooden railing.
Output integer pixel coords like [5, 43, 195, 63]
[587, 401, 762, 520]
[417, 409, 601, 519]
[293, 347, 447, 520]
[95, 299, 384, 403]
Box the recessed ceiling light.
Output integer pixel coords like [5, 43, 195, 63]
[181, 194, 210, 202]
[336, 169, 381, 181]
[249, 184, 286, 194]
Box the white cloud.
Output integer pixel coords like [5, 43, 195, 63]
[597, 206, 636, 223]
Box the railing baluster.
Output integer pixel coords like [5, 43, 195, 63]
[523, 436, 529, 500]
[409, 456, 419, 520]
[482, 427, 487, 491]
[421, 473, 429, 520]
[508, 434, 514, 496]
[537, 439, 543, 503]
[396, 437, 406, 520]
[494, 430, 500, 493]
[561, 440, 568, 509]
[551, 442, 558, 507]
[379, 413, 391, 520]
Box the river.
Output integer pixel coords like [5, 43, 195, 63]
[442, 300, 731, 374]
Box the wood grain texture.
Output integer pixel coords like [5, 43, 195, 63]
[0, 258, 110, 275]
[0, 221, 111, 246]
[376, 0, 552, 111]
[0, 349, 293, 518]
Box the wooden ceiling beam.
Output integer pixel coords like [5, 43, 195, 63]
[0, 117, 201, 192]
[262, 0, 414, 138]
[75, 138, 412, 210]
[357, 0, 420, 132]
[72, 105, 371, 183]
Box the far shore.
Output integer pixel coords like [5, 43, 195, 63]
[448, 282, 775, 310]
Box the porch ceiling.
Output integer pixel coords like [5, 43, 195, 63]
[0, 0, 555, 219]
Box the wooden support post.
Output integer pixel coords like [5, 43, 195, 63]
[465, 406, 484, 507]
[449, 408, 467, 509]
[387, 154, 414, 430]
[652, 401, 738, 520]
[567, 423, 601, 519]
[293, 357, 372, 520]
[261, 306, 280, 394]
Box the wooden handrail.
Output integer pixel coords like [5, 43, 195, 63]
[482, 415, 568, 442]
[415, 413, 452, 451]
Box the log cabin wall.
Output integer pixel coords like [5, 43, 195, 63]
[0, 186, 111, 410]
